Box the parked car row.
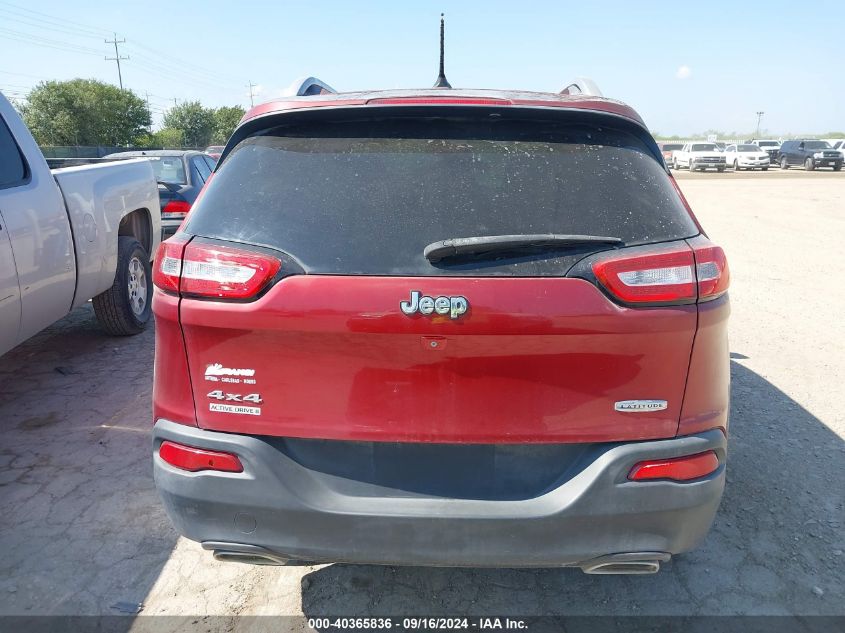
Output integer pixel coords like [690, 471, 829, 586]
[660, 139, 843, 172]
[104, 150, 217, 237]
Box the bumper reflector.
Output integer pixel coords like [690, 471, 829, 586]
[628, 450, 719, 482]
[159, 441, 243, 473]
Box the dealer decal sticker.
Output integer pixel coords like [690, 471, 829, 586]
[205, 363, 257, 385]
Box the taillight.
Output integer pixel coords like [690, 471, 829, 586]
[593, 246, 697, 304]
[693, 244, 730, 300]
[159, 441, 243, 473]
[152, 238, 187, 294]
[592, 242, 729, 305]
[162, 199, 191, 220]
[628, 451, 719, 482]
[152, 239, 280, 300]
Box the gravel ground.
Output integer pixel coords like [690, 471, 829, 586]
[0, 173, 842, 624]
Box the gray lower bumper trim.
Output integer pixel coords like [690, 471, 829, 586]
[153, 420, 726, 567]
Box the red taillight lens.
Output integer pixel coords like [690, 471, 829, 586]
[152, 238, 187, 293]
[162, 199, 191, 220]
[693, 244, 730, 300]
[367, 97, 512, 106]
[593, 246, 697, 304]
[593, 242, 730, 305]
[628, 450, 719, 482]
[152, 240, 280, 300]
[159, 441, 243, 473]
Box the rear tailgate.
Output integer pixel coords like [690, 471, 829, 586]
[178, 107, 701, 443]
[181, 275, 695, 442]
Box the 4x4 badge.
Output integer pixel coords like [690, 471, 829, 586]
[401, 290, 468, 319]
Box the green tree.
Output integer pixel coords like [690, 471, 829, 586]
[20, 79, 151, 146]
[162, 101, 215, 148]
[137, 127, 184, 149]
[212, 106, 245, 144]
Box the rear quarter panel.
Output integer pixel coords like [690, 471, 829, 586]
[52, 159, 160, 308]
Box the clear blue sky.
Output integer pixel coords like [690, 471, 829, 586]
[1, 0, 842, 136]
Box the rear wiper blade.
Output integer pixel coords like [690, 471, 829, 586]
[423, 234, 623, 263]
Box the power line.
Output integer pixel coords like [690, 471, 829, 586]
[0, 3, 250, 102]
[0, 27, 104, 55]
[0, 1, 111, 37]
[127, 40, 243, 85]
[0, 9, 108, 40]
[105, 32, 128, 90]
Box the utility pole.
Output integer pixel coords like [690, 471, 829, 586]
[246, 80, 256, 107]
[144, 92, 152, 133]
[105, 33, 129, 90]
[755, 111, 765, 138]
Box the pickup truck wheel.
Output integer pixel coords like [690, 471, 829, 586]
[762, 167, 768, 171]
[92, 237, 152, 336]
[835, 164, 842, 171]
[734, 160, 740, 171]
[804, 157, 815, 171]
[717, 166, 725, 172]
[780, 157, 789, 170]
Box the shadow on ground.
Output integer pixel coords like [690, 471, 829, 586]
[301, 360, 844, 616]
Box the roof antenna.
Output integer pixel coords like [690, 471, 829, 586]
[432, 13, 452, 89]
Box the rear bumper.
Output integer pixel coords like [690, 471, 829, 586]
[153, 419, 726, 567]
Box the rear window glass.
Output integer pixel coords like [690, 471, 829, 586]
[149, 156, 186, 184]
[186, 116, 698, 276]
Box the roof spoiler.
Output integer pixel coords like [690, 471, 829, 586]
[560, 77, 603, 97]
[283, 76, 337, 97]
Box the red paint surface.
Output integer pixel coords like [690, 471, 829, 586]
[167, 276, 698, 443]
[152, 290, 197, 426]
[678, 296, 731, 437]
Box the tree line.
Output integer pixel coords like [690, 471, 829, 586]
[16, 79, 245, 148]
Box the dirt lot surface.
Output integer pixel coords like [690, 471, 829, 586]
[0, 173, 843, 625]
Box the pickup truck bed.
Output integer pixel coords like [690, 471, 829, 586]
[0, 92, 161, 355]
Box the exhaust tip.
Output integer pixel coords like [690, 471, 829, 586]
[203, 541, 315, 566]
[213, 550, 288, 566]
[580, 552, 670, 575]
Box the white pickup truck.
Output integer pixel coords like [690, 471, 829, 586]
[671, 142, 727, 172]
[0, 93, 160, 356]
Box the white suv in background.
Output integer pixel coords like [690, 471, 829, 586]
[723, 144, 770, 171]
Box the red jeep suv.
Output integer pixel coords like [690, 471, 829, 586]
[151, 80, 730, 574]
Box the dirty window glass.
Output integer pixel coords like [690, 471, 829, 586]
[187, 118, 698, 276]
